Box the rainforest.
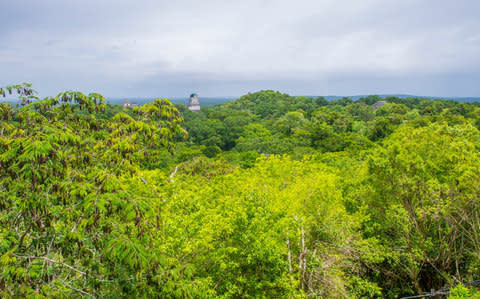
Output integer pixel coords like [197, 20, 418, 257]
[1, 84, 480, 298]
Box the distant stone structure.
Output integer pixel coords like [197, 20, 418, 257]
[123, 99, 130, 109]
[187, 93, 201, 112]
[373, 100, 387, 111]
[123, 99, 138, 109]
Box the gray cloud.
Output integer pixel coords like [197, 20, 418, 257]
[1, 0, 479, 98]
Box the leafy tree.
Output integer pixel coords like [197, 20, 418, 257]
[364, 123, 480, 296]
[357, 95, 382, 106]
[0, 86, 188, 298]
[202, 145, 221, 158]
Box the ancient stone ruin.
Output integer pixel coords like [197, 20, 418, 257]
[187, 93, 201, 112]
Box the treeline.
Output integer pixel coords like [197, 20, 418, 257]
[151, 90, 480, 169]
[1, 85, 480, 298]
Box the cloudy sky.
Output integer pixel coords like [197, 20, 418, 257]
[1, 0, 479, 98]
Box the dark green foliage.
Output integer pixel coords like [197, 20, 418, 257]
[202, 145, 221, 158]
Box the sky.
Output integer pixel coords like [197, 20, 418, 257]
[1, 0, 480, 98]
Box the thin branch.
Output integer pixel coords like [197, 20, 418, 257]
[63, 281, 95, 298]
[286, 233, 292, 274]
[71, 216, 83, 233]
[169, 166, 178, 182]
[14, 255, 86, 276]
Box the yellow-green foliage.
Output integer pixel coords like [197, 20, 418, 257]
[449, 284, 480, 299]
[0, 86, 187, 298]
[154, 155, 381, 298]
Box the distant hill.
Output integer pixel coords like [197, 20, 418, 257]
[107, 94, 480, 106]
[2, 94, 479, 106]
[320, 94, 480, 103]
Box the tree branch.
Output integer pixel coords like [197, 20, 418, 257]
[63, 281, 95, 298]
[169, 166, 178, 182]
[14, 255, 86, 276]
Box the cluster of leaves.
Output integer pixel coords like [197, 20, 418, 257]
[0, 83, 39, 106]
[448, 284, 480, 298]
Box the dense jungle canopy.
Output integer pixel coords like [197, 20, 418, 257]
[1, 84, 480, 298]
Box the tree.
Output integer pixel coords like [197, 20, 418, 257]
[364, 123, 480, 296]
[0, 85, 188, 297]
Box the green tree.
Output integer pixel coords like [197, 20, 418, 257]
[364, 123, 480, 296]
[0, 86, 188, 298]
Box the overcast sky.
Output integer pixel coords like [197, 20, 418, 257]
[1, 0, 479, 98]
